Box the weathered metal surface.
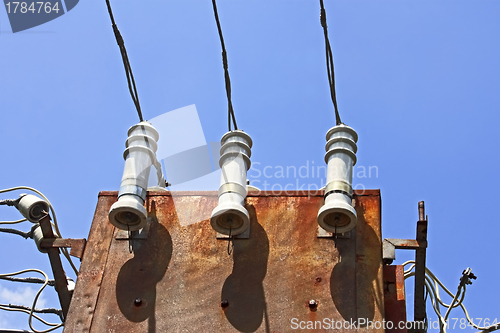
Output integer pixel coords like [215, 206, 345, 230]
[65, 190, 387, 332]
[354, 194, 385, 330]
[63, 195, 116, 332]
[38, 214, 71, 319]
[383, 265, 407, 333]
[40, 238, 87, 259]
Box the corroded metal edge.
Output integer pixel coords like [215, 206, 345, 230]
[355, 193, 385, 331]
[98, 189, 381, 197]
[63, 195, 116, 332]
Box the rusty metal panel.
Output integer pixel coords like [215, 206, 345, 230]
[383, 265, 407, 333]
[65, 190, 389, 332]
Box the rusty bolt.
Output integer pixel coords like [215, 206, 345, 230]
[134, 298, 142, 307]
[316, 277, 322, 283]
[221, 299, 229, 308]
[308, 299, 318, 309]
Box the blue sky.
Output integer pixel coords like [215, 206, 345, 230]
[1, 0, 499, 331]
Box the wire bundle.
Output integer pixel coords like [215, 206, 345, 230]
[403, 261, 499, 333]
[0, 269, 63, 333]
[0, 186, 80, 331]
[0, 186, 78, 276]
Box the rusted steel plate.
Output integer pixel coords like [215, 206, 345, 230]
[69, 190, 387, 332]
[63, 194, 116, 332]
[383, 265, 407, 333]
[387, 239, 422, 249]
[40, 238, 87, 259]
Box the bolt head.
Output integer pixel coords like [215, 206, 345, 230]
[308, 299, 318, 308]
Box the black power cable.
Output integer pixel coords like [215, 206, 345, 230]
[0, 199, 17, 206]
[0, 228, 33, 239]
[105, 0, 144, 122]
[319, 0, 342, 125]
[0, 276, 56, 287]
[211, 0, 238, 132]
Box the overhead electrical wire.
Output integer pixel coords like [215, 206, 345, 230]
[0, 187, 78, 276]
[0, 218, 27, 225]
[319, 0, 342, 125]
[0, 269, 63, 333]
[211, 0, 239, 132]
[104, 0, 144, 122]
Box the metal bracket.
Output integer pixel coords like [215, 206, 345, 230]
[38, 213, 72, 320]
[216, 224, 250, 239]
[40, 238, 87, 259]
[382, 238, 426, 265]
[317, 226, 351, 239]
[115, 217, 153, 240]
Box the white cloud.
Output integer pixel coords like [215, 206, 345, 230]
[0, 284, 49, 330]
[0, 285, 46, 309]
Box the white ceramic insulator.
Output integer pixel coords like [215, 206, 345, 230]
[317, 124, 358, 234]
[16, 194, 49, 223]
[120, 122, 159, 196]
[211, 130, 253, 236]
[32, 225, 48, 253]
[109, 121, 160, 231]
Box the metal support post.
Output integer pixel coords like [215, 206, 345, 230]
[38, 214, 72, 319]
[414, 201, 428, 332]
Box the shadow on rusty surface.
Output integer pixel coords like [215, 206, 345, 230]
[356, 224, 380, 325]
[115, 201, 173, 332]
[330, 234, 357, 322]
[221, 205, 270, 332]
[330, 199, 381, 325]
